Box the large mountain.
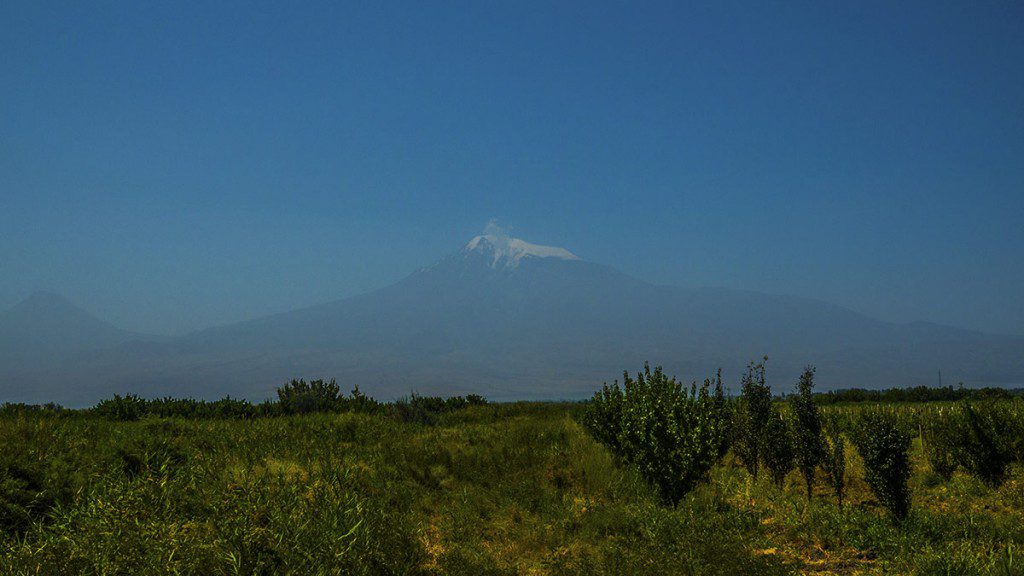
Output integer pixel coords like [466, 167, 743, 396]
[3, 234, 1023, 405]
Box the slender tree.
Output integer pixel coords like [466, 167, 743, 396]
[735, 358, 772, 480]
[852, 409, 912, 522]
[790, 366, 824, 500]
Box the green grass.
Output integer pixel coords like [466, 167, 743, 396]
[1, 403, 1022, 575]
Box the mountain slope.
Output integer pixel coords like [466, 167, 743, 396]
[0, 292, 144, 389]
[3, 236, 1024, 405]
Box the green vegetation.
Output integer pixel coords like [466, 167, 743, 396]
[1, 370, 1023, 575]
[734, 358, 773, 481]
[790, 367, 823, 501]
[815, 385, 1023, 404]
[850, 409, 913, 522]
[581, 363, 727, 506]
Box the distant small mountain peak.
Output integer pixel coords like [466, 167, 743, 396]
[463, 233, 579, 269]
[12, 291, 78, 311]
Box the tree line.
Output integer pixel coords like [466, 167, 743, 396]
[0, 379, 487, 423]
[582, 359, 1024, 522]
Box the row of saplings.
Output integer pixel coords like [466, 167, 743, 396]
[582, 359, 1024, 522]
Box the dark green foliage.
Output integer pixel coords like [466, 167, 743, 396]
[0, 457, 50, 535]
[851, 409, 912, 522]
[582, 381, 625, 455]
[0, 450, 73, 537]
[790, 366, 823, 500]
[389, 393, 488, 425]
[146, 395, 259, 419]
[816, 385, 1021, 404]
[734, 358, 772, 480]
[115, 436, 188, 480]
[762, 409, 794, 488]
[90, 381, 386, 420]
[276, 378, 343, 414]
[583, 363, 728, 506]
[93, 393, 147, 421]
[820, 415, 846, 508]
[922, 408, 959, 479]
[954, 401, 1019, 486]
[0, 403, 66, 417]
[711, 369, 733, 460]
[274, 380, 381, 415]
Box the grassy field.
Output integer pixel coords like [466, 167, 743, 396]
[1, 402, 1022, 575]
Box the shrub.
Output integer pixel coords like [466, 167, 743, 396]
[582, 381, 625, 455]
[348, 385, 383, 413]
[921, 407, 959, 479]
[277, 378, 343, 414]
[146, 396, 259, 419]
[790, 366, 823, 500]
[734, 358, 772, 480]
[585, 363, 728, 506]
[954, 401, 1018, 486]
[388, 393, 487, 425]
[94, 394, 148, 421]
[851, 409, 912, 522]
[762, 409, 794, 488]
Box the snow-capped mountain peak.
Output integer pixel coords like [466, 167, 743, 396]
[464, 234, 579, 268]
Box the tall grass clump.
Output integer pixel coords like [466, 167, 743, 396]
[582, 363, 728, 506]
[790, 366, 823, 500]
[851, 408, 912, 522]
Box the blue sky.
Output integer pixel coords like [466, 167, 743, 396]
[2, 1, 1022, 335]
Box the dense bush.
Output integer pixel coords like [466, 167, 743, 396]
[93, 394, 148, 421]
[276, 378, 344, 414]
[583, 363, 728, 506]
[582, 381, 625, 455]
[790, 367, 823, 500]
[954, 401, 1019, 486]
[851, 409, 912, 521]
[734, 358, 773, 480]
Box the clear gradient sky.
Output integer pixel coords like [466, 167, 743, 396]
[2, 1, 1022, 336]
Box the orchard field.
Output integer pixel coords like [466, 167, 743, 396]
[1, 375, 1023, 575]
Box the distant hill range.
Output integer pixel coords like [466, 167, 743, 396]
[3, 232, 1024, 405]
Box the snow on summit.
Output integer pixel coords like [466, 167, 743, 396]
[464, 233, 579, 268]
